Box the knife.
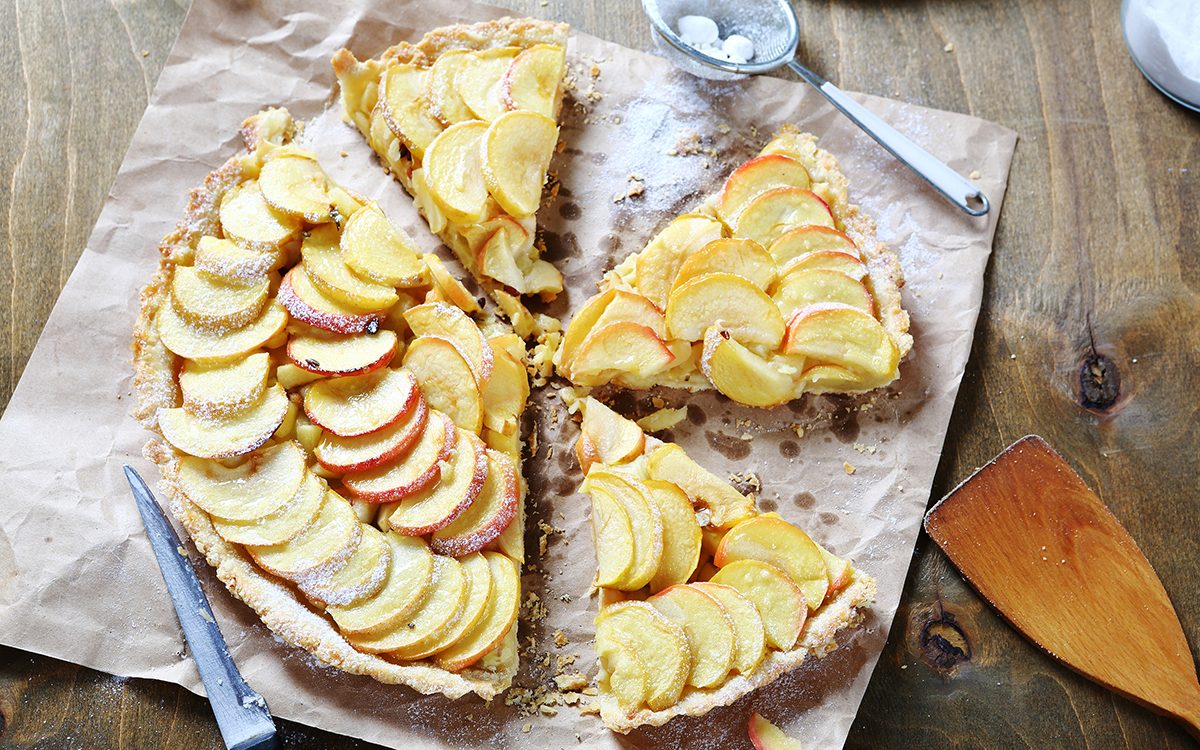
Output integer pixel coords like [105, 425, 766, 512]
[124, 465, 280, 750]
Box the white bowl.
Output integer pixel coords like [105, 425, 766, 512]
[1121, 0, 1200, 112]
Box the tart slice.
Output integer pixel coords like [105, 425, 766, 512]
[132, 108, 531, 700]
[574, 397, 877, 732]
[555, 127, 913, 406]
[332, 17, 569, 309]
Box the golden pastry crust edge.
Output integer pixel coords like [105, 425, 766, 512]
[596, 568, 878, 733]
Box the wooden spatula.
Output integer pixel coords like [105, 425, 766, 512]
[924, 435, 1200, 740]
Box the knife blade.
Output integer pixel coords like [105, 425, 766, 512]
[124, 465, 279, 750]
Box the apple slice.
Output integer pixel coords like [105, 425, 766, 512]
[178, 352, 270, 420]
[342, 411, 454, 502]
[477, 217, 532, 295]
[798, 363, 864, 392]
[313, 395, 428, 474]
[590, 487, 636, 589]
[715, 154, 813, 226]
[403, 303, 493, 391]
[393, 551, 491, 660]
[576, 396, 646, 475]
[648, 584, 736, 688]
[692, 582, 766, 675]
[818, 543, 853, 601]
[636, 214, 726, 311]
[433, 550, 520, 672]
[379, 63, 444, 161]
[339, 203, 426, 288]
[301, 226, 399, 311]
[257, 147, 334, 224]
[247, 489, 363, 583]
[385, 429, 488, 536]
[278, 265, 386, 335]
[665, 272, 785, 348]
[455, 48, 519, 122]
[423, 120, 490, 225]
[769, 225, 860, 268]
[778, 248, 867, 284]
[170, 265, 270, 332]
[735, 187, 835, 248]
[156, 296, 287, 364]
[643, 480, 702, 593]
[701, 327, 796, 408]
[480, 338, 528, 439]
[427, 50, 474, 125]
[402, 335, 484, 436]
[672, 238, 777, 293]
[327, 532, 434, 637]
[569, 321, 677, 387]
[348, 554, 467, 654]
[500, 44, 566, 117]
[594, 601, 690, 711]
[590, 289, 668, 340]
[749, 712, 805, 750]
[595, 635, 649, 716]
[781, 303, 900, 382]
[177, 440, 306, 521]
[303, 368, 419, 438]
[710, 559, 807, 651]
[211, 468, 325, 547]
[423, 253, 482, 314]
[645, 443, 756, 529]
[482, 110, 558, 218]
[218, 180, 301, 254]
[715, 515, 829, 611]
[287, 327, 398, 378]
[194, 236, 283, 282]
[159, 384, 290, 459]
[586, 471, 664, 591]
[430, 449, 519, 556]
[772, 269, 874, 321]
[298, 522, 391, 608]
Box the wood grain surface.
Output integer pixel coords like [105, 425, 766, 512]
[1, 0, 1197, 749]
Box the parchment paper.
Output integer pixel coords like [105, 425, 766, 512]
[0, 0, 1017, 748]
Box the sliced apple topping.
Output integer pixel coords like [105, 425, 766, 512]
[734, 187, 836, 249]
[423, 120, 490, 225]
[159, 383, 290, 459]
[772, 269, 874, 321]
[179, 352, 270, 420]
[156, 295, 287, 364]
[403, 302, 494, 391]
[257, 147, 334, 224]
[313, 396, 428, 474]
[385, 429, 488, 536]
[380, 63, 444, 161]
[586, 472, 663, 591]
[301, 226, 399, 311]
[248, 489, 363, 583]
[701, 327, 795, 408]
[590, 289, 668, 341]
[596, 636, 649, 716]
[339, 203, 426, 288]
[480, 338, 528, 440]
[194, 235, 282, 283]
[665, 272, 785, 348]
[635, 214, 726, 311]
[394, 551, 491, 660]
[768, 225, 859, 269]
[286, 327, 397, 378]
[557, 288, 617, 370]
[298, 522, 391, 608]
[427, 50, 474, 125]
[433, 550, 519, 672]
[176, 440, 307, 521]
[643, 480, 702, 593]
[342, 411, 454, 503]
[645, 443, 756, 529]
[781, 304, 900, 382]
[430, 450, 519, 556]
[576, 396, 646, 475]
[715, 515, 829, 612]
[595, 601, 690, 711]
[218, 180, 301, 254]
[692, 582, 767, 676]
[278, 265, 386, 335]
[778, 247, 867, 282]
[211, 468, 325, 547]
[402, 336, 484, 435]
[710, 559, 807, 651]
[715, 154, 813, 226]
[590, 487, 636, 589]
[327, 532, 434, 637]
[648, 584, 736, 689]
[303, 368, 419, 438]
[748, 712, 805, 750]
[482, 110, 558, 219]
[455, 48, 519, 122]
[500, 44, 566, 117]
[672, 238, 778, 293]
[423, 253, 481, 314]
[348, 554, 467, 654]
[569, 322, 677, 387]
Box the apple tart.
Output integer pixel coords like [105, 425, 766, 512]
[556, 126, 913, 407]
[573, 397, 877, 732]
[332, 17, 569, 311]
[132, 107, 532, 700]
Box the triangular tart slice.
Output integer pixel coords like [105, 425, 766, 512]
[133, 108, 531, 700]
[555, 126, 913, 406]
[573, 396, 877, 732]
[332, 17, 569, 310]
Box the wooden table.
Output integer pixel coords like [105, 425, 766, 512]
[1, 1, 1197, 748]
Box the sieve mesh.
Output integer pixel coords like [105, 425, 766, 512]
[641, 0, 799, 80]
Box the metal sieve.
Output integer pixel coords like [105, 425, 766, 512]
[642, 0, 990, 216]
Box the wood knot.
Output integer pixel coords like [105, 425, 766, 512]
[1079, 353, 1120, 412]
[920, 609, 971, 673]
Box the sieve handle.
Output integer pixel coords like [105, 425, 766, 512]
[787, 61, 989, 216]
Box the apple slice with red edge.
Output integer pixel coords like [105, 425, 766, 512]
[781, 303, 900, 383]
[569, 321, 677, 387]
[402, 335, 484, 436]
[714, 514, 829, 611]
[768, 225, 859, 269]
[500, 44, 566, 117]
[278, 265, 386, 335]
[342, 411, 455, 502]
[671, 237, 777, 293]
[454, 48, 519, 122]
[301, 226, 399, 310]
[701, 326, 796, 408]
[710, 558, 807, 651]
[590, 289, 668, 340]
[303, 368, 419, 438]
[557, 288, 617, 371]
[287, 327, 398, 378]
[665, 272, 785, 348]
[692, 581, 766, 675]
[386, 429, 489, 536]
[772, 269, 875, 322]
[430, 449, 519, 556]
[432, 550, 520, 672]
[735, 187, 835, 248]
[403, 302, 493, 391]
[777, 248, 867, 282]
[379, 63, 444, 161]
[482, 110, 559, 219]
[159, 384, 290, 460]
[748, 712, 805, 750]
[648, 583, 736, 689]
[715, 153, 813, 225]
[313, 395, 428, 474]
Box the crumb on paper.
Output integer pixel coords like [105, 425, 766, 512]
[970, 170, 981, 180]
[636, 406, 688, 432]
[853, 443, 877, 454]
[665, 127, 702, 156]
[718, 122, 731, 133]
[553, 629, 569, 647]
[844, 461, 856, 475]
[944, 42, 955, 52]
[522, 723, 532, 733]
[729, 471, 762, 493]
[740, 432, 753, 441]
[555, 671, 588, 691]
[793, 424, 805, 438]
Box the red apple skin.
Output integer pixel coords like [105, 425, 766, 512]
[342, 412, 457, 502]
[429, 452, 520, 557]
[278, 266, 385, 335]
[286, 332, 398, 378]
[313, 397, 429, 474]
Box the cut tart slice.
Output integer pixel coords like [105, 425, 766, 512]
[332, 17, 569, 311]
[555, 126, 913, 406]
[574, 396, 877, 732]
[132, 107, 531, 700]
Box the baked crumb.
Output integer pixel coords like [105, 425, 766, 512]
[844, 462, 856, 475]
